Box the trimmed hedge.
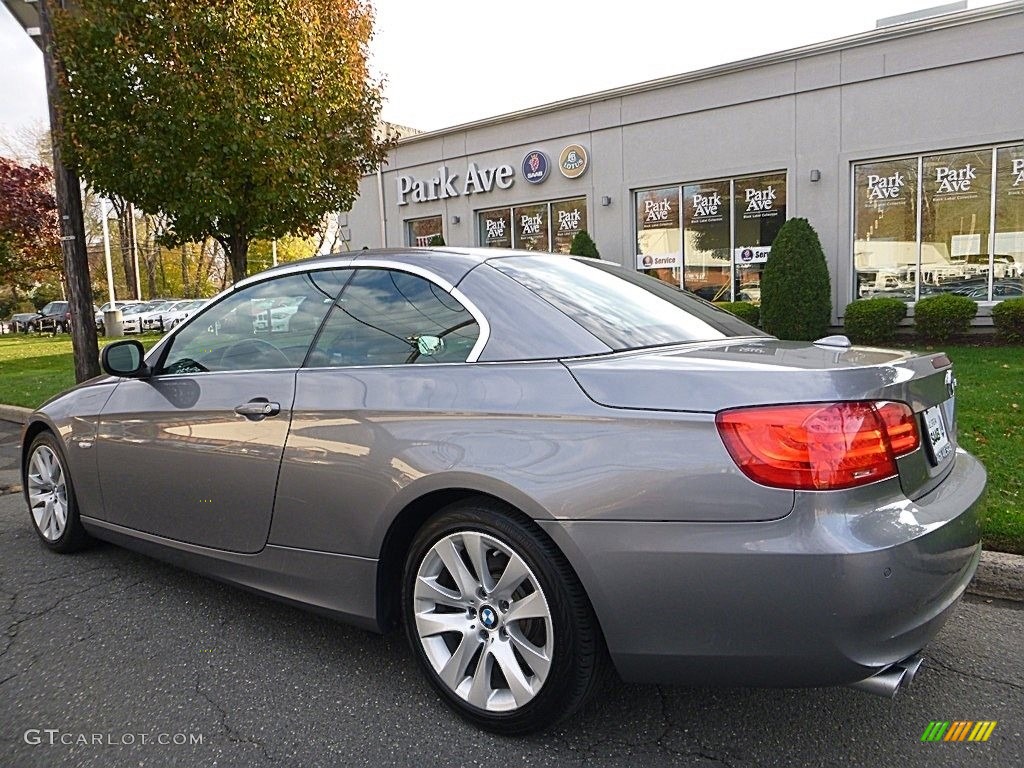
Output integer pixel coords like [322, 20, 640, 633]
[992, 297, 1024, 342]
[843, 298, 907, 345]
[715, 301, 760, 326]
[759, 218, 831, 340]
[913, 293, 977, 342]
[427, 234, 445, 246]
[569, 230, 600, 259]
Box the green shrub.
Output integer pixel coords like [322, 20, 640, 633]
[913, 293, 977, 342]
[715, 301, 760, 326]
[759, 218, 831, 340]
[992, 297, 1024, 342]
[427, 234, 445, 246]
[568, 230, 600, 259]
[843, 298, 907, 345]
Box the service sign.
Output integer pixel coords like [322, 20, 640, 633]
[636, 252, 682, 269]
[733, 246, 771, 264]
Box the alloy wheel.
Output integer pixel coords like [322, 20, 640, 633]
[413, 530, 554, 712]
[27, 445, 69, 542]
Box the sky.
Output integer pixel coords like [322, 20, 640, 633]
[0, 0, 1006, 143]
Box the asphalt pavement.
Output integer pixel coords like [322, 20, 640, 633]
[1, 419, 1022, 767]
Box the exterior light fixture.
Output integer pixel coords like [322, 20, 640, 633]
[600, 196, 612, 206]
[810, 170, 822, 182]
[450, 215, 460, 224]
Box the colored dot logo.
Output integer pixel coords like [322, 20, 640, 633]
[921, 720, 997, 742]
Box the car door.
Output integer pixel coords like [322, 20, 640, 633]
[270, 265, 484, 555]
[95, 269, 347, 553]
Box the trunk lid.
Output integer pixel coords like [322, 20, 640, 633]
[564, 338, 957, 499]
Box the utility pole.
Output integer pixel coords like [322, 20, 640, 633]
[39, 0, 100, 381]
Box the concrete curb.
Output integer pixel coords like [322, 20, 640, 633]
[0, 412, 1020, 599]
[969, 551, 1024, 602]
[0, 405, 31, 425]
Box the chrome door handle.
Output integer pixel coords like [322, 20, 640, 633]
[234, 400, 281, 420]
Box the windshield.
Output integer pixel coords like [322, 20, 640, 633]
[489, 256, 765, 351]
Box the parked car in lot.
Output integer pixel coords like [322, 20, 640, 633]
[95, 300, 144, 331]
[21, 249, 985, 734]
[119, 301, 168, 334]
[141, 300, 190, 332]
[26, 301, 70, 333]
[8, 312, 38, 333]
[952, 280, 1024, 300]
[129, 300, 178, 333]
[161, 299, 208, 330]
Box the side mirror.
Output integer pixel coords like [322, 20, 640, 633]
[101, 339, 150, 378]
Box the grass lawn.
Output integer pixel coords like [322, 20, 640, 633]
[934, 345, 1024, 555]
[0, 334, 1021, 553]
[0, 333, 163, 409]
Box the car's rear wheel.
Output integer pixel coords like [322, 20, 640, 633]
[403, 500, 605, 734]
[24, 432, 93, 553]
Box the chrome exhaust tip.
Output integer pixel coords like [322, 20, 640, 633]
[847, 666, 908, 699]
[895, 654, 925, 687]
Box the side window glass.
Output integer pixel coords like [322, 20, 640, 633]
[307, 268, 479, 367]
[160, 270, 347, 374]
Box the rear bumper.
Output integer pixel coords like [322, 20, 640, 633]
[538, 449, 985, 686]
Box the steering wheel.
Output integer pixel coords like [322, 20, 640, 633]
[220, 337, 291, 369]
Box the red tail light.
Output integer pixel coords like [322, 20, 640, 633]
[716, 401, 920, 490]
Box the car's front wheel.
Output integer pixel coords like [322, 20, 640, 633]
[403, 500, 605, 734]
[24, 432, 93, 553]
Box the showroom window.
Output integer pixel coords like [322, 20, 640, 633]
[407, 215, 444, 247]
[853, 144, 1024, 303]
[635, 172, 786, 302]
[478, 197, 587, 253]
[635, 187, 682, 287]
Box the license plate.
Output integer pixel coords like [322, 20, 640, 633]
[924, 404, 952, 464]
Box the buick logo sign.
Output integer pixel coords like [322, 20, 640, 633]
[522, 150, 550, 184]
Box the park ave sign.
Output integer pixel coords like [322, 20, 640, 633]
[397, 163, 515, 205]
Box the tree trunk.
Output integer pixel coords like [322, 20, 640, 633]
[114, 200, 138, 299]
[158, 245, 167, 295]
[222, 227, 249, 285]
[143, 218, 157, 299]
[180, 244, 190, 297]
[195, 236, 214, 294]
[41, 0, 99, 382]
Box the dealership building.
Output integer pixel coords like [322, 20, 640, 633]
[346, 2, 1024, 325]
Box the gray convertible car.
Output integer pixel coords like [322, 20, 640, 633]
[22, 248, 985, 734]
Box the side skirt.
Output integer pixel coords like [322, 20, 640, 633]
[81, 516, 381, 632]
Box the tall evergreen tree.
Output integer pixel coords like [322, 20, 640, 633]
[760, 218, 832, 340]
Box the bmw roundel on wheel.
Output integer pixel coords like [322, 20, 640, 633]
[22, 247, 985, 734]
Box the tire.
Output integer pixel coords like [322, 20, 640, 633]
[402, 499, 605, 735]
[23, 432, 93, 553]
